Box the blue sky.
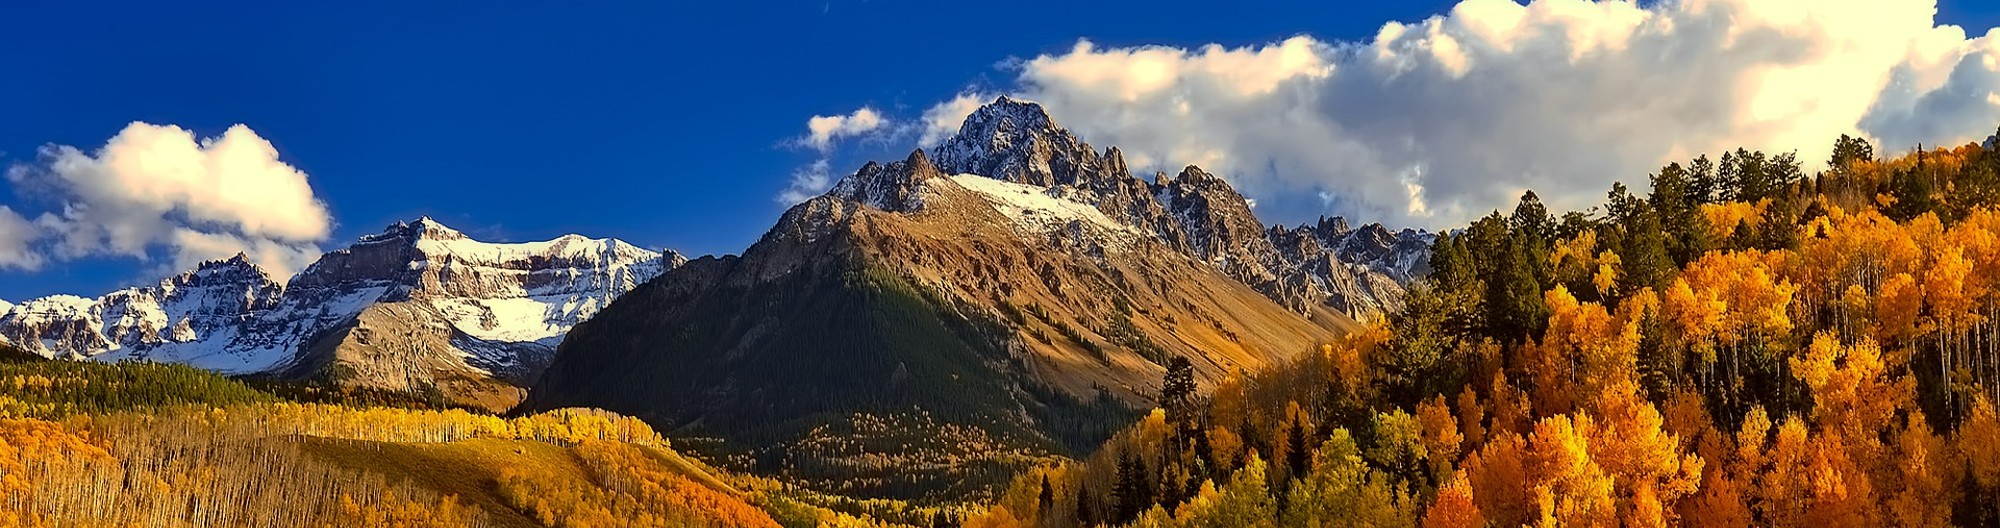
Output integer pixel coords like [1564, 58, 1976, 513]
[3, 1, 1999, 301]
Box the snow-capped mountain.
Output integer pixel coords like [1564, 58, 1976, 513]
[0, 217, 681, 409]
[0, 255, 285, 370]
[931, 96, 1430, 321]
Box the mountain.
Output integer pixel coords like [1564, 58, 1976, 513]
[0, 217, 680, 410]
[522, 97, 1425, 500]
[934, 96, 1431, 321]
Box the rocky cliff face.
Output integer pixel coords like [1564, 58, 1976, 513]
[0, 218, 680, 409]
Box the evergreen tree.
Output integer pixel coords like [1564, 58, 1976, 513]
[1161, 355, 1198, 442]
[1689, 154, 1719, 204]
[1486, 232, 1549, 343]
[1112, 450, 1152, 523]
[1888, 166, 1936, 221]
[1037, 474, 1054, 520]
[1651, 161, 1711, 266]
[1829, 134, 1875, 175]
[1284, 415, 1312, 480]
[1618, 204, 1672, 294]
[1075, 485, 1097, 527]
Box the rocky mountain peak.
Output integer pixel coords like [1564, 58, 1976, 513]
[829, 149, 945, 213]
[1174, 165, 1222, 186]
[957, 96, 1061, 146]
[358, 216, 469, 246]
[930, 97, 1102, 188]
[164, 253, 281, 297]
[1313, 216, 1353, 238]
[413, 216, 468, 240]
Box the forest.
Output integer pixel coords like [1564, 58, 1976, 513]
[968, 133, 2000, 527]
[0, 347, 905, 528]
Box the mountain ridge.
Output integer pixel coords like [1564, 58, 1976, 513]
[0, 217, 681, 410]
[520, 97, 1420, 499]
[927, 96, 1432, 321]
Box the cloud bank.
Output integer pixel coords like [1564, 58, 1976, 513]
[4, 122, 333, 279]
[905, 0, 2000, 228]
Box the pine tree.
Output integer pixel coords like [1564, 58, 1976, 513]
[1075, 485, 1097, 527]
[1161, 355, 1198, 444]
[1037, 474, 1055, 520]
[1112, 450, 1152, 523]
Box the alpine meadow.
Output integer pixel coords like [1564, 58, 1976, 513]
[7, 1, 2000, 527]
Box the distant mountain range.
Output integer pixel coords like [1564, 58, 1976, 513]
[0, 218, 680, 410]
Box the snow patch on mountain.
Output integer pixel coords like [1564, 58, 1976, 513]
[0, 218, 681, 380]
[948, 174, 1144, 248]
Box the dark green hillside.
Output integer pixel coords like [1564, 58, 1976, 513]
[0, 352, 278, 418]
[522, 247, 1112, 500]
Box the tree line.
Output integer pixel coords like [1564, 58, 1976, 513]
[968, 130, 2000, 527]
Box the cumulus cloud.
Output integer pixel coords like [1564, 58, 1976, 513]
[781, 107, 899, 204]
[912, 0, 2000, 228]
[4, 122, 333, 280]
[918, 92, 993, 147]
[0, 207, 43, 271]
[803, 107, 887, 153]
[776, 159, 835, 205]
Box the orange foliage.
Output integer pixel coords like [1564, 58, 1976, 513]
[0, 418, 113, 528]
[1417, 395, 1464, 481]
[339, 492, 479, 528]
[1422, 472, 1485, 528]
[1664, 250, 1796, 361]
[1536, 286, 1642, 414]
[499, 440, 779, 528]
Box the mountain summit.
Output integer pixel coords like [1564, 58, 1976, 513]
[522, 97, 1424, 499]
[0, 218, 681, 410]
[934, 97, 1431, 320]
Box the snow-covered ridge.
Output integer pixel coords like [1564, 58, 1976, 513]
[948, 174, 1144, 245]
[0, 218, 681, 378]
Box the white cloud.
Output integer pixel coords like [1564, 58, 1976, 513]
[919, 92, 995, 147]
[803, 107, 887, 152]
[0, 207, 43, 271]
[5, 122, 333, 280]
[776, 159, 835, 205]
[782, 107, 897, 204]
[913, 0, 2000, 228]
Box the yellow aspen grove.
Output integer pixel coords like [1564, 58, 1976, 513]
[1587, 383, 1702, 526]
[1422, 472, 1485, 528]
[1416, 395, 1465, 482]
[1537, 286, 1642, 415]
[1524, 414, 1616, 527]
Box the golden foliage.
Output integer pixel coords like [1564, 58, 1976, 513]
[498, 440, 779, 528]
[1422, 472, 1485, 528]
